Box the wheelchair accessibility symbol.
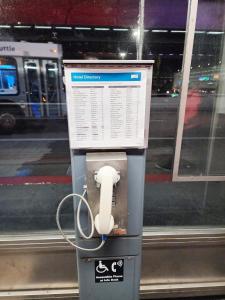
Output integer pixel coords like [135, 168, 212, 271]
[96, 261, 109, 273]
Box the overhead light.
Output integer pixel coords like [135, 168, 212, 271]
[35, 25, 52, 29]
[169, 53, 174, 56]
[24, 65, 38, 69]
[50, 49, 57, 53]
[133, 28, 149, 38]
[195, 31, 205, 34]
[75, 27, 91, 30]
[197, 53, 204, 56]
[55, 26, 72, 30]
[14, 25, 31, 29]
[171, 30, 186, 33]
[113, 28, 129, 31]
[207, 31, 224, 35]
[133, 28, 140, 39]
[0, 25, 11, 28]
[119, 52, 126, 59]
[94, 27, 110, 31]
[152, 29, 168, 33]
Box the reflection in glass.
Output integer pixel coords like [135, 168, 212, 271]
[0, 0, 140, 232]
[179, 0, 225, 176]
[45, 61, 61, 117]
[144, 0, 188, 174]
[144, 181, 225, 226]
[24, 60, 42, 118]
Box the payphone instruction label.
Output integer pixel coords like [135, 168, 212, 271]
[95, 259, 124, 283]
[65, 68, 150, 149]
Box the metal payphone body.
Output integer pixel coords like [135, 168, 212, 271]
[62, 60, 153, 300]
[86, 152, 128, 236]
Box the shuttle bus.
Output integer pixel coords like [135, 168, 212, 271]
[0, 41, 65, 132]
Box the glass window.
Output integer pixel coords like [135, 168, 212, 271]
[24, 60, 42, 118]
[45, 60, 61, 116]
[144, 181, 225, 226]
[1, 0, 224, 232]
[0, 57, 18, 94]
[46, 62, 58, 104]
[177, 0, 225, 177]
[144, 0, 225, 227]
[143, 0, 188, 176]
[0, 0, 140, 233]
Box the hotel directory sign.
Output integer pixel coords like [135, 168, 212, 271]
[64, 61, 153, 149]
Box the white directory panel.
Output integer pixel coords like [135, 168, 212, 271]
[64, 61, 153, 149]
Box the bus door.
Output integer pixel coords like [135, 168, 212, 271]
[41, 59, 61, 118]
[24, 59, 44, 118]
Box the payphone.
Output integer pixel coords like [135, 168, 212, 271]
[56, 60, 153, 299]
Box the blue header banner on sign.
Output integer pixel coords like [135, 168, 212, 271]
[71, 72, 141, 82]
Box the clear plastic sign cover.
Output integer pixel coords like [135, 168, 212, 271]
[64, 62, 152, 149]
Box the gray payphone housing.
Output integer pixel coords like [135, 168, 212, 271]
[63, 60, 153, 300]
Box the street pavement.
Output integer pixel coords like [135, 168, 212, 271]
[0, 95, 225, 232]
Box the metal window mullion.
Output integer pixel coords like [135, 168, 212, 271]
[173, 0, 199, 180]
[137, 0, 145, 60]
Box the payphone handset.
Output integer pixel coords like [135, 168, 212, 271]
[94, 166, 120, 235]
[56, 60, 153, 252]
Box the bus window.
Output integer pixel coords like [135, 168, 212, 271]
[0, 57, 18, 95]
[45, 60, 60, 116]
[46, 62, 58, 102]
[24, 59, 42, 118]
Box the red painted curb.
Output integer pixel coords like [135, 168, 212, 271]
[0, 174, 172, 185]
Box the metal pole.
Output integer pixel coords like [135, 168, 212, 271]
[137, 0, 145, 60]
